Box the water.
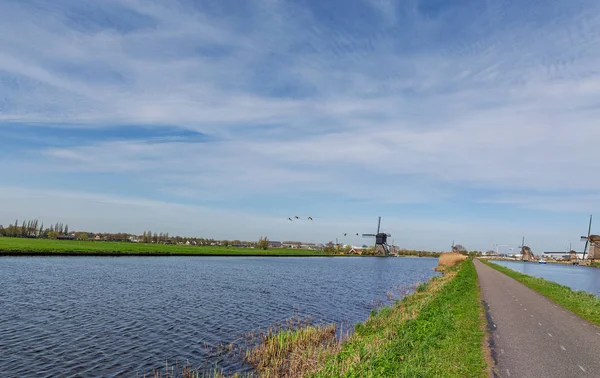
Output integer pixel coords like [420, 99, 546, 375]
[0, 256, 438, 376]
[492, 260, 600, 296]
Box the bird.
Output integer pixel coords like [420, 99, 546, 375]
[288, 218, 293, 221]
[356, 233, 359, 236]
[308, 217, 313, 221]
[295, 216, 300, 219]
[344, 233, 347, 236]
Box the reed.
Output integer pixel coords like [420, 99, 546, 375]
[437, 252, 468, 268]
[244, 317, 342, 378]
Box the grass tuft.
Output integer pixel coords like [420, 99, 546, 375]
[244, 317, 342, 377]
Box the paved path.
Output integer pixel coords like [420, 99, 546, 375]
[474, 259, 600, 378]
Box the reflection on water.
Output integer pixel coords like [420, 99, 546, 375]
[0, 256, 439, 376]
[492, 260, 600, 296]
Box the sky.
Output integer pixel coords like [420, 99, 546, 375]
[1, 0, 600, 252]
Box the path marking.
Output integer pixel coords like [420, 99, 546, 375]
[500, 348, 505, 354]
[578, 365, 586, 373]
[596, 332, 600, 336]
[524, 308, 527, 311]
[506, 369, 511, 377]
[560, 345, 566, 351]
[548, 333, 553, 337]
[538, 323, 542, 326]
[530, 314, 534, 318]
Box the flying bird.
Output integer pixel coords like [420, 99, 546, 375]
[344, 233, 347, 236]
[295, 216, 300, 219]
[308, 217, 313, 221]
[288, 218, 293, 221]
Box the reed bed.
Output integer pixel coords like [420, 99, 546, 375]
[244, 317, 343, 378]
[437, 252, 468, 268]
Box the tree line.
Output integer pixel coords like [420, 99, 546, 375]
[0, 219, 70, 239]
[0, 219, 271, 248]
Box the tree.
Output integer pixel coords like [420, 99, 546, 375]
[64, 224, 69, 235]
[452, 244, 467, 255]
[323, 241, 336, 253]
[76, 232, 89, 241]
[257, 236, 269, 250]
[222, 240, 229, 247]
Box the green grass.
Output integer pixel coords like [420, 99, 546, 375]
[481, 260, 600, 326]
[308, 260, 488, 377]
[0, 237, 333, 256]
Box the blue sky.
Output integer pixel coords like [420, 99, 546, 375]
[1, 0, 600, 252]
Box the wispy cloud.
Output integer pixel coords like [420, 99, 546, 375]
[1, 0, 600, 250]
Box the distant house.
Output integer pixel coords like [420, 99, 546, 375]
[348, 248, 364, 255]
[282, 241, 302, 248]
[57, 234, 76, 240]
[268, 241, 282, 248]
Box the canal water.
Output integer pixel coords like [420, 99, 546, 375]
[0, 256, 439, 376]
[492, 260, 600, 297]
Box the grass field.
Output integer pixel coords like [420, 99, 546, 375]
[0, 237, 332, 256]
[481, 260, 600, 326]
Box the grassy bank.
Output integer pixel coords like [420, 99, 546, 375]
[244, 260, 488, 377]
[0, 238, 330, 256]
[481, 260, 600, 326]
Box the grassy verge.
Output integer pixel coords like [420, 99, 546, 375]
[481, 260, 600, 326]
[244, 261, 488, 377]
[0, 238, 332, 256]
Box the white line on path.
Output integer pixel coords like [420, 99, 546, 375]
[579, 365, 586, 373]
[560, 346, 566, 351]
[530, 314, 534, 318]
[506, 369, 511, 377]
[539, 323, 542, 326]
[597, 332, 600, 336]
[524, 308, 527, 311]
[548, 333, 553, 337]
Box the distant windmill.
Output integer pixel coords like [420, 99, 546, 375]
[362, 216, 391, 255]
[520, 236, 535, 262]
[581, 215, 600, 261]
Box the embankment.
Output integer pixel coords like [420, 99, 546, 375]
[245, 260, 489, 377]
[481, 260, 600, 326]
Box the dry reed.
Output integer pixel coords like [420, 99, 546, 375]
[437, 252, 468, 268]
[244, 316, 342, 378]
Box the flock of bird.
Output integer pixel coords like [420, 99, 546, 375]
[288, 216, 313, 221]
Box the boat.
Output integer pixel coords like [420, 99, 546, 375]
[538, 258, 547, 264]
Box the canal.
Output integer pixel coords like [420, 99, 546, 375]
[492, 260, 600, 297]
[0, 256, 439, 376]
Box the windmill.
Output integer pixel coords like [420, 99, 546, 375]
[362, 216, 391, 255]
[581, 215, 600, 261]
[520, 237, 535, 262]
[568, 241, 579, 265]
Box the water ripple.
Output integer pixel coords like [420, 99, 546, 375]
[0, 256, 439, 376]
